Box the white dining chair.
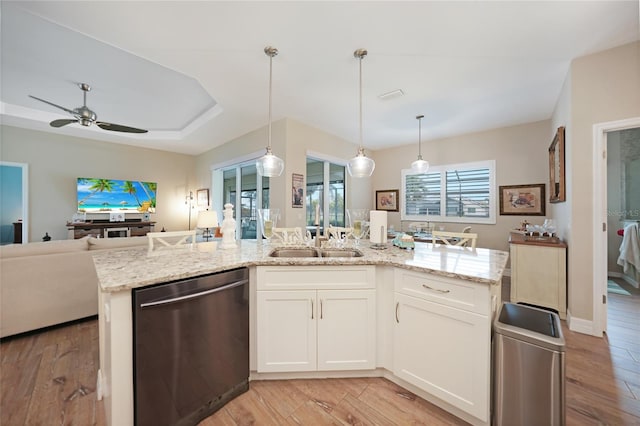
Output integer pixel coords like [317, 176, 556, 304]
[431, 230, 478, 249]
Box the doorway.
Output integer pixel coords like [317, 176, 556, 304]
[593, 117, 640, 335]
[0, 162, 28, 245]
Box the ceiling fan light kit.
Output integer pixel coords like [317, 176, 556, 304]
[256, 46, 285, 178]
[347, 48, 375, 178]
[411, 114, 430, 173]
[29, 83, 148, 134]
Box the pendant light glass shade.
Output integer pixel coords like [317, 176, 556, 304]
[256, 46, 284, 178]
[411, 114, 429, 173]
[347, 48, 375, 178]
[347, 148, 376, 178]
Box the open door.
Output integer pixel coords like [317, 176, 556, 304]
[593, 118, 640, 336]
[0, 162, 28, 244]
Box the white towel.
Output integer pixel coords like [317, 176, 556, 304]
[617, 222, 640, 273]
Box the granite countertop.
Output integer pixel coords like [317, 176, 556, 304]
[93, 240, 509, 293]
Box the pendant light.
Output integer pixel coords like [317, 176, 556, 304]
[411, 114, 430, 173]
[256, 46, 285, 177]
[347, 48, 375, 178]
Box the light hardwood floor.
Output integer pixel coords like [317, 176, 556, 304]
[1, 279, 638, 425]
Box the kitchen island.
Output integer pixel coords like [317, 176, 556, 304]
[94, 240, 508, 426]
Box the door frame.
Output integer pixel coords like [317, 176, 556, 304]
[0, 161, 29, 244]
[593, 116, 640, 336]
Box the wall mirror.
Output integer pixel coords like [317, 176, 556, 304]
[549, 126, 566, 203]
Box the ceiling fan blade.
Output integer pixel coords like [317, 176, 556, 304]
[50, 119, 78, 128]
[29, 95, 75, 114]
[96, 121, 148, 134]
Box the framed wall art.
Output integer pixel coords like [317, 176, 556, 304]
[375, 189, 399, 212]
[499, 184, 546, 216]
[549, 126, 566, 203]
[196, 188, 210, 207]
[292, 173, 304, 208]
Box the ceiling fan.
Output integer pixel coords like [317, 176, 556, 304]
[29, 83, 148, 134]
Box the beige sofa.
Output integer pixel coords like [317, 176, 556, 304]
[0, 236, 148, 338]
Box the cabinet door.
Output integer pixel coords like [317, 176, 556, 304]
[511, 244, 566, 315]
[317, 289, 376, 371]
[256, 290, 316, 372]
[393, 293, 490, 422]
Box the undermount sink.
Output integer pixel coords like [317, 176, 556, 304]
[267, 247, 364, 258]
[268, 248, 320, 258]
[319, 248, 364, 258]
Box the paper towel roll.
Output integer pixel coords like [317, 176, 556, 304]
[369, 210, 387, 244]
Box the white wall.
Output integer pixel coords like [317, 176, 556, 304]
[0, 125, 196, 241]
[549, 69, 572, 245]
[568, 41, 640, 321]
[195, 118, 370, 228]
[371, 120, 551, 254]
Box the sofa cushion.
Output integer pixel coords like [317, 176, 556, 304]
[87, 236, 148, 250]
[0, 237, 89, 259]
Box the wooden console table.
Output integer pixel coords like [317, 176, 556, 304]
[67, 221, 155, 239]
[509, 232, 567, 319]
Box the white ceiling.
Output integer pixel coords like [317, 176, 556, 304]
[1, 1, 638, 155]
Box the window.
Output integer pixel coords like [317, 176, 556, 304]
[306, 158, 345, 234]
[401, 160, 495, 224]
[221, 163, 269, 239]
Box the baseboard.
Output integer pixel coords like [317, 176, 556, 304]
[608, 271, 639, 289]
[622, 274, 639, 289]
[567, 310, 601, 337]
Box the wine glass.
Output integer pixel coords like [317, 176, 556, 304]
[543, 219, 556, 236]
[258, 209, 279, 242]
[347, 209, 369, 247]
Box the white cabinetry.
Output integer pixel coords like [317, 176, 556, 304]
[256, 266, 376, 373]
[510, 237, 567, 319]
[393, 268, 494, 423]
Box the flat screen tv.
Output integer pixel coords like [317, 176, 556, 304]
[77, 178, 157, 213]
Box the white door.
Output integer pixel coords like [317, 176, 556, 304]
[256, 290, 317, 372]
[393, 293, 490, 422]
[317, 289, 376, 371]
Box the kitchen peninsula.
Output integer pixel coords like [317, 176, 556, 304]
[94, 240, 508, 426]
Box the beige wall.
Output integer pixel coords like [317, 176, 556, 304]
[371, 120, 551, 254]
[195, 118, 371, 228]
[606, 131, 623, 273]
[0, 125, 196, 241]
[567, 41, 640, 321]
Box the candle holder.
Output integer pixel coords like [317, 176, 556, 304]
[258, 209, 279, 242]
[346, 209, 369, 247]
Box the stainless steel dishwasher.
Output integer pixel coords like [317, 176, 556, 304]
[133, 267, 249, 426]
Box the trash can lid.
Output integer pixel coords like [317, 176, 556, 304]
[494, 302, 565, 351]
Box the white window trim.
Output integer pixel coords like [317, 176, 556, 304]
[401, 159, 496, 225]
[211, 151, 268, 240]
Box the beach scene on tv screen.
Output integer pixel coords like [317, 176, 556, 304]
[77, 178, 157, 213]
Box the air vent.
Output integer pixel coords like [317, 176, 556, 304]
[378, 89, 404, 100]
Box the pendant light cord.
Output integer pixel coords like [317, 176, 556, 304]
[358, 54, 363, 151]
[418, 116, 422, 158]
[268, 52, 273, 151]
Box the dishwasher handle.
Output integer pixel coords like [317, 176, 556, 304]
[140, 279, 248, 308]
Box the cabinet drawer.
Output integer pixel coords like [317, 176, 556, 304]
[257, 266, 375, 290]
[394, 268, 489, 314]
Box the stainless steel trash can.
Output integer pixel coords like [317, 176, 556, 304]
[493, 302, 565, 426]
